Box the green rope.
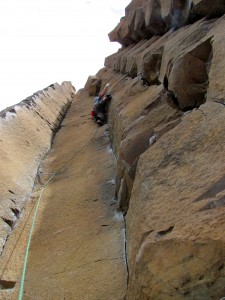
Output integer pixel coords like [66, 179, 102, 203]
[18, 173, 55, 300]
[18, 126, 99, 299]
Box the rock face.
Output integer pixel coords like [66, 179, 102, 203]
[109, 0, 225, 46]
[0, 82, 74, 254]
[96, 5, 225, 299]
[2, 0, 225, 298]
[104, 16, 222, 211]
[126, 101, 225, 299]
[0, 89, 127, 300]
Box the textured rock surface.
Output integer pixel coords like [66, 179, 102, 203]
[100, 7, 225, 299]
[105, 18, 217, 207]
[22, 90, 127, 300]
[192, 0, 225, 17]
[108, 0, 225, 46]
[0, 90, 127, 299]
[106, 16, 225, 110]
[126, 102, 225, 299]
[84, 75, 101, 96]
[1, 0, 225, 298]
[0, 82, 74, 254]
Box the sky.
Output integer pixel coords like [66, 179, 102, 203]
[0, 0, 130, 111]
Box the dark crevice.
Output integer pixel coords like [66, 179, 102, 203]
[51, 102, 72, 142]
[194, 175, 225, 202]
[130, 63, 138, 79]
[163, 76, 169, 90]
[0, 235, 9, 255]
[199, 197, 225, 211]
[142, 50, 163, 86]
[0, 112, 6, 119]
[124, 218, 129, 299]
[164, 38, 213, 112]
[140, 75, 150, 86]
[110, 138, 129, 299]
[10, 199, 16, 205]
[142, 94, 163, 115]
[8, 108, 16, 114]
[0, 279, 16, 290]
[199, 275, 204, 280]
[1, 217, 14, 229]
[10, 208, 20, 218]
[157, 225, 174, 237]
[35, 111, 49, 125]
[214, 100, 225, 107]
[165, 90, 180, 110]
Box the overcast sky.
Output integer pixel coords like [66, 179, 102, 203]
[0, 0, 130, 111]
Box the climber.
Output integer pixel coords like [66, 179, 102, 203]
[91, 83, 112, 126]
[92, 92, 112, 126]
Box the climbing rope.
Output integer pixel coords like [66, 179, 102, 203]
[0, 127, 99, 286]
[0, 125, 99, 299]
[18, 173, 55, 300]
[17, 125, 100, 299]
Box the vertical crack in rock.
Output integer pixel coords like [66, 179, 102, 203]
[51, 101, 72, 143]
[110, 137, 129, 299]
[123, 217, 129, 300]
